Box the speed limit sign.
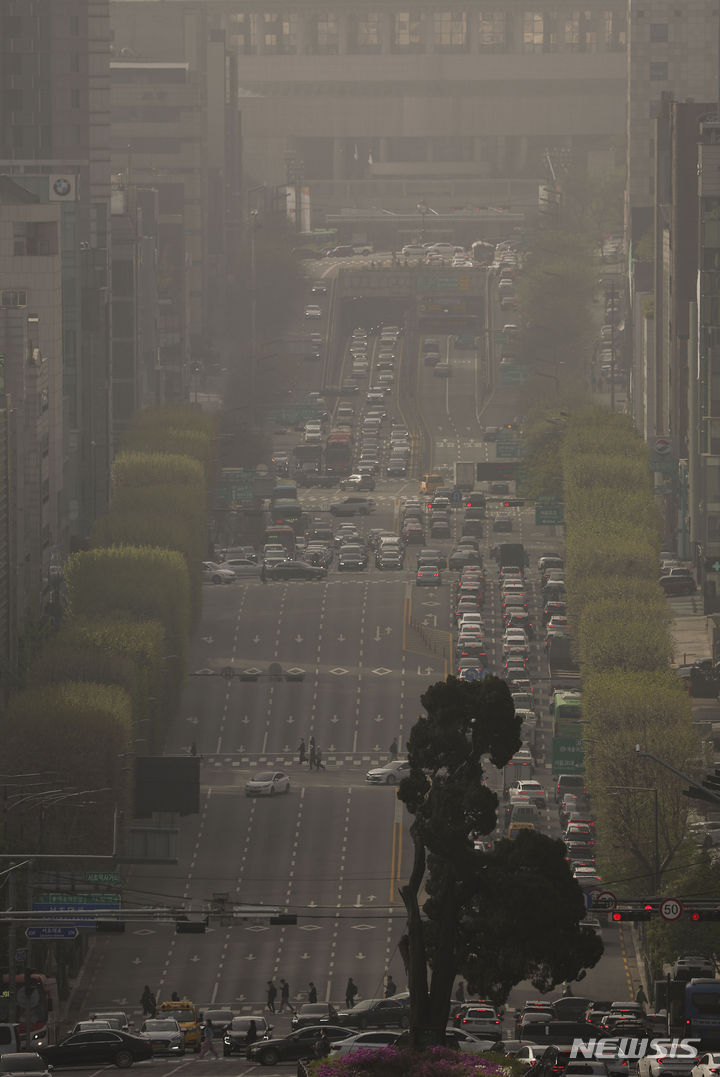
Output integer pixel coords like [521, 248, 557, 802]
[660, 898, 683, 921]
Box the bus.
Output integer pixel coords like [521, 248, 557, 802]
[272, 481, 298, 503]
[269, 499, 303, 525]
[684, 979, 720, 1047]
[552, 689, 582, 736]
[0, 971, 57, 1046]
[471, 240, 496, 266]
[264, 524, 295, 556]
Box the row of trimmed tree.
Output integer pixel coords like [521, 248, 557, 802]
[561, 407, 713, 971]
[1, 405, 216, 855]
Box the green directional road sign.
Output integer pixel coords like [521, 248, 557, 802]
[497, 441, 522, 459]
[535, 503, 565, 525]
[552, 736, 585, 775]
[500, 366, 527, 387]
[263, 405, 320, 425]
[85, 871, 121, 886]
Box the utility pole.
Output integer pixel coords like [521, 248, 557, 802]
[7, 865, 16, 1030]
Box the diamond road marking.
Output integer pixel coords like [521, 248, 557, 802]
[352, 924, 375, 932]
[298, 923, 322, 932]
[372, 667, 392, 676]
[330, 667, 349, 676]
[245, 924, 269, 933]
[244, 667, 263, 675]
[133, 928, 156, 936]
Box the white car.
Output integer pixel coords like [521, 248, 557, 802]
[202, 561, 236, 585]
[366, 759, 410, 785]
[690, 1054, 720, 1077]
[220, 558, 261, 579]
[245, 771, 291, 797]
[304, 304, 322, 319]
[444, 1028, 499, 1054]
[140, 1018, 185, 1056]
[330, 1031, 399, 1057]
[459, 1006, 502, 1039]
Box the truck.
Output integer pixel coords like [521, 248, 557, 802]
[496, 543, 529, 570]
[157, 1000, 202, 1052]
[453, 462, 476, 492]
[325, 430, 353, 476]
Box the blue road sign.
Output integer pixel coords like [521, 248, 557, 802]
[450, 489, 462, 506]
[26, 926, 79, 940]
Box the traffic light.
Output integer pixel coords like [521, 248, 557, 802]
[175, 919, 207, 934]
[96, 921, 126, 934]
[689, 909, 720, 921]
[612, 905, 653, 922]
[683, 770, 720, 804]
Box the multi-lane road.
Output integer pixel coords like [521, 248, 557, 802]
[67, 263, 643, 1069]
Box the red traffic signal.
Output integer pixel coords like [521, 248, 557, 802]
[612, 905, 653, 922]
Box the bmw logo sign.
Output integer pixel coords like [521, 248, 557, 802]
[52, 177, 71, 197]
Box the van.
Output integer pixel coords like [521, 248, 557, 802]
[0, 1026, 22, 1056]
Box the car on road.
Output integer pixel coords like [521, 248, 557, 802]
[311, 282, 328, 295]
[291, 1006, 332, 1032]
[0, 1054, 52, 1077]
[245, 771, 290, 797]
[334, 998, 410, 1029]
[247, 1026, 354, 1065]
[690, 1054, 720, 1077]
[220, 558, 262, 579]
[659, 574, 696, 596]
[340, 474, 376, 492]
[509, 779, 546, 808]
[266, 560, 326, 581]
[366, 759, 410, 785]
[330, 497, 375, 516]
[139, 1019, 185, 1056]
[304, 304, 322, 319]
[201, 561, 236, 585]
[416, 566, 442, 586]
[338, 545, 368, 571]
[434, 363, 451, 377]
[223, 1016, 273, 1054]
[449, 548, 482, 569]
[330, 1031, 399, 1057]
[40, 1030, 153, 1069]
[376, 548, 404, 570]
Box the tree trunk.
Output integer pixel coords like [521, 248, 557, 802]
[399, 827, 431, 1049]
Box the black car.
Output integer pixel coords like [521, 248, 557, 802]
[0, 1054, 52, 1077]
[334, 998, 410, 1029]
[376, 549, 404, 570]
[291, 1004, 334, 1031]
[223, 1016, 273, 1056]
[265, 560, 327, 581]
[329, 497, 375, 516]
[247, 1025, 354, 1065]
[338, 545, 368, 571]
[40, 1030, 153, 1069]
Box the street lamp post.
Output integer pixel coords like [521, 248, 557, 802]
[609, 785, 660, 893]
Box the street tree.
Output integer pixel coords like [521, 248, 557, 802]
[397, 676, 603, 1048]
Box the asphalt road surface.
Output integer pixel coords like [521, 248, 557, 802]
[63, 268, 641, 1071]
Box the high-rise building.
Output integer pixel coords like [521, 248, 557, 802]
[0, 0, 112, 542]
[626, 0, 718, 246]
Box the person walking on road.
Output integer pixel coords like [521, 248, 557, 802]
[260, 563, 267, 584]
[246, 1021, 258, 1050]
[141, 986, 155, 1016]
[266, 981, 277, 1013]
[315, 747, 325, 770]
[308, 983, 318, 1004]
[345, 978, 358, 1009]
[314, 1031, 330, 1058]
[454, 981, 465, 1004]
[298, 738, 307, 765]
[199, 1021, 218, 1060]
[309, 745, 317, 771]
[279, 979, 291, 1013]
[389, 738, 398, 760]
[635, 985, 647, 1012]
[385, 976, 397, 998]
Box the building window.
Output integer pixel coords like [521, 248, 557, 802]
[229, 13, 256, 54]
[0, 290, 28, 307]
[393, 12, 424, 52]
[523, 11, 545, 52]
[308, 12, 338, 54]
[388, 138, 428, 162]
[70, 52, 80, 72]
[69, 14, 79, 35]
[650, 22, 668, 42]
[433, 12, 468, 51]
[41, 433, 49, 458]
[477, 11, 505, 50]
[650, 61, 668, 80]
[262, 13, 297, 54]
[348, 12, 381, 53]
[71, 87, 80, 109]
[430, 136, 474, 161]
[13, 222, 59, 257]
[603, 10, 627, 49]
